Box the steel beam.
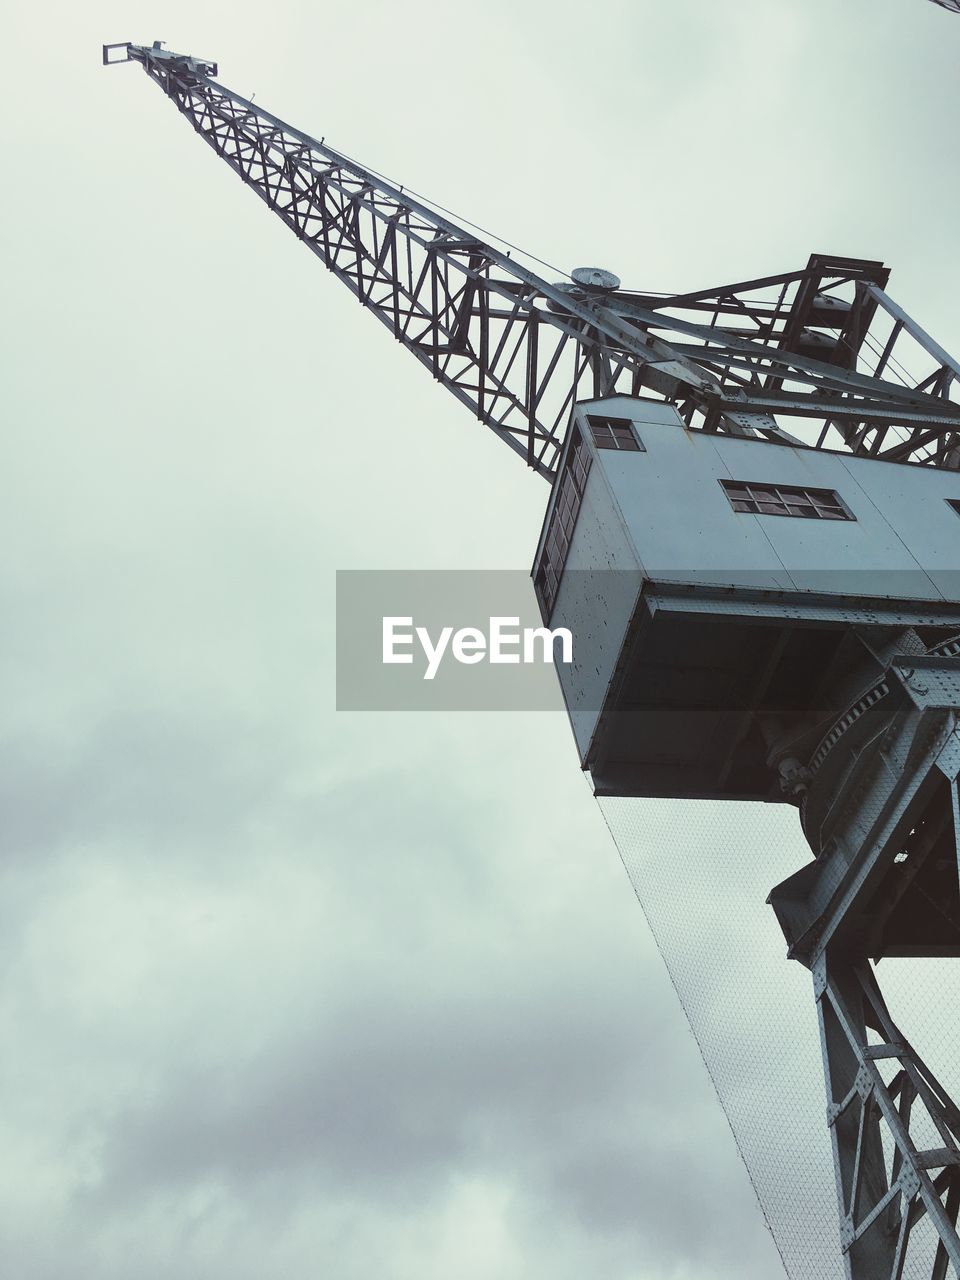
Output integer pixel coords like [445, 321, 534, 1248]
[768, 627, 960, 1278]
[108, 42, 960, 475]
[816, 956, 960, 1279]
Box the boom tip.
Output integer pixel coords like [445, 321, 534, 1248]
[102, 41, 218, 77]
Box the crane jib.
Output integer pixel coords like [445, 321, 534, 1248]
[106, 40, 960, 475]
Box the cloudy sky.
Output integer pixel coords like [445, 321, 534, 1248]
[4, 2, 960, 1277]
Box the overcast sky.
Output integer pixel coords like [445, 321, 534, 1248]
[4, 2, 960, 1278]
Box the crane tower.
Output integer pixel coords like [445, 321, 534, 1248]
[104, 39, 960, 1280]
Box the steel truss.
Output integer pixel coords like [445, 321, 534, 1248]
[770, 629, 960, 1278]
[106, 41, 960, 478]
[817, 954, 960, 1278]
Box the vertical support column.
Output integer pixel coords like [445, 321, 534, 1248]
[950, 776, 960, 891]
[814, 953, 960, 1279]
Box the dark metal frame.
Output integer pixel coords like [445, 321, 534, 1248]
[770, 635, 960, 1278]
[719, 479, 855, 521]
[108, 42, 960, 479]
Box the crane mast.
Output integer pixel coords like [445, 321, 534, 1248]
[106, 39, 960, 1280]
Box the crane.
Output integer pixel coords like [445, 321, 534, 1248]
[105, 39, 960, 1280]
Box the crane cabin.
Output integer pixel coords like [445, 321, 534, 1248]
[534, 396, 960, 806]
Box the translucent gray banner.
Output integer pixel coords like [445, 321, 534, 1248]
[335, 570, 570, 711]
[336, 568, 960, 712]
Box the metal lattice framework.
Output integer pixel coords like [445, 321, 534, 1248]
[770, 623, 960, 1279]
[818, 957, 960, 1278]
[105, 40, 960, 480]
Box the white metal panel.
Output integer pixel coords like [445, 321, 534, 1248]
[709, 436, 940, 600]
[575, 397, 960, 602]
[837, 454, 960, 600]
[587, 410, 795, 591]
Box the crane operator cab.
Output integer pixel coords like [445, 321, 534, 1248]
[533, 395, 960, 959]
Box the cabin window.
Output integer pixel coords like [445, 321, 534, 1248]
[585, 415, 644, 452]
[720, 479, 854, 521]
[534, 430, 592, 617]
